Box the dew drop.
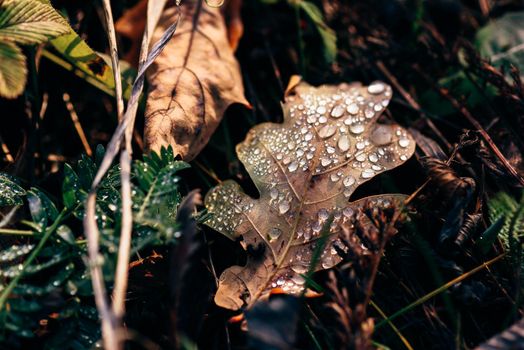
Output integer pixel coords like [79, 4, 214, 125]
[368, 82, 385, 94]
[304, 230, 312, 240]
[361, 169, 375, 178]
[321, 158, 332, 167]
[343, 176, 355, 187]
[356, 153, 366, 162]
[269, 227, 282, 241]
[330, 173, 340, 182]
[270, 188, 278, 200]
[321, 256, 336, 269]
[316, 106, 327, 114]
[369, 154, 378, 163]
[288, 161, 298, 172]
[279, 202, 290, 214]
[398, 138, 410, 148]
[304, 132, 314, 141]
[337, 135, 350, 152]
[350, 124, 365, 134]
[312, 221, 322, 234]
[343, 207, 354, 217]
[291, 264, 308, 274]
[318, 208, 329, 221]
[365, 109, 375, 119]
[318, 125, 337, 139]
[347, 103, 359, 115]
[291, 274, 306, 285]
[330, 104, 345, 118]
[400, 154, 408, 161]
[370, 125, 392, 145]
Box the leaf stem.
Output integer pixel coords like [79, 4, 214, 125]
[0, 228, 35, 236]
[370, 300, 414, 350]
[375, 253, 506, 329]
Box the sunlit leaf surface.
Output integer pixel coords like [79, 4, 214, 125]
[205, 78, 416, 310]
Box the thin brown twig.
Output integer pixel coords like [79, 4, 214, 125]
[377, 61, 421, 110]
[39, 92, 49, 120]
[114, 150, 132, 320]
[62, 92, 93, 156]
[82, 4, 123, 336]
[479, 0, 490, 17]
[100, 1, 132, 339]
[415, 66, 524, 186]
[376, 61, 452, 151]
[404, 144, 459, 205]
[84, 1, 178, 349]
[0, 133, 13, 163]
[133, 130, 145, 151]
[194, 160, 222, 184]
[101, 0, 125, 122]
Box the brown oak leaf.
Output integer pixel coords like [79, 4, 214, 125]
[204, 78, 416, 310]
[144, 0, 248, 160]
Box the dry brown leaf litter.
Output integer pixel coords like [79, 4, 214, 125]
[204, 77, 416, 310]
[143, 0, 248, 160]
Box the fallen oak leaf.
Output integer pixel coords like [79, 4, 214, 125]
[143, 0, 248, 160]
[205, 78, 416, 310]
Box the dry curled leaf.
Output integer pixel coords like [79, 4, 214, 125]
[144, 0, 248, 160]
[204, 78, 416, 310]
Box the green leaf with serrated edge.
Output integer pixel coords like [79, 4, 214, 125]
[0, 172, 26, 206]
[0, 0, 69, 45]
[205, 79, 415, 310]
[0, 41, 26, 99]
[47, 31, 135, 99]
[487, 192, 524, 266]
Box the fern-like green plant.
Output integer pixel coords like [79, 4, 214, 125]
[0, 0, 70, 98]
[0, 146, 189, 348]
[488, 191, 524, 273]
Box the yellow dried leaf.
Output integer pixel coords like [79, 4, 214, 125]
[205, 78, 416, 310]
